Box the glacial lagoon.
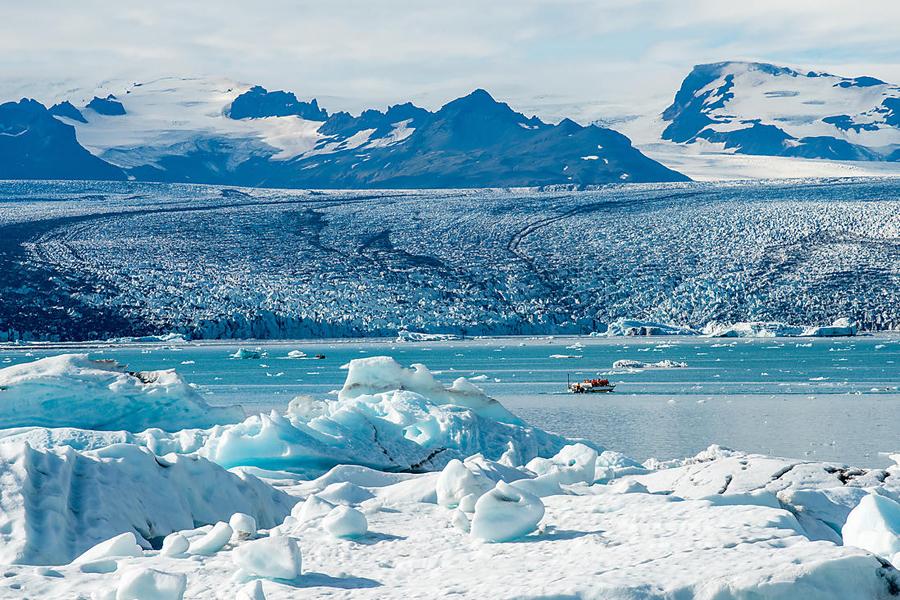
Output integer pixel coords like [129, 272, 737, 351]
[4, 335, 897, 467]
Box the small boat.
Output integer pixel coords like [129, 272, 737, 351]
[313, 354, 326, 360]
[567, 376, 615, 393]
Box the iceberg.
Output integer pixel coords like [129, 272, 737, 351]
[0, 354, 242, 431]
[322, 505, 368, 538]
[0, 442, 294, 565]
[115, 567, 186, 600]
[470, 481, 545, 542]
[601, 318, 699, 337]
[0, 356, 572, 477]
[612, 359, 688, 369]
[842, 494, 900, 567]
[230, 348, 264, 359]
[802, 318, 860, 337]
[396, 330, 463, 342]
[436, 459, 492, 508]
[703, 318, 859, 338]
[703, 321, 806, 337]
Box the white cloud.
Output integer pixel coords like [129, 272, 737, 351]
[1, 0, 898, 122]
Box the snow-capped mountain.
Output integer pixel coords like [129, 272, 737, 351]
[661, 62, 900, 161]
[0, 99, 125, 181]
[0, 77, 686, 187]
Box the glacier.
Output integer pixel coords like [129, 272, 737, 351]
[1, 178, 898, 342]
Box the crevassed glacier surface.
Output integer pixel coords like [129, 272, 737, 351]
[0, 178, 898, 341]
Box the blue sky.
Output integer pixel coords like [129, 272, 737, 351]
[2, 0, 899, 122]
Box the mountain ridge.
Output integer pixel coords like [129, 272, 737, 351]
[0, 78, 687, 187]
[661, 61, 900, 162]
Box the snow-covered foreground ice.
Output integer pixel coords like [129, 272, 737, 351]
[0, 354, 898, 598]
[3, 446, 899, 598]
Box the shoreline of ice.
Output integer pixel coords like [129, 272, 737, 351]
[0, 353, 897, 598]
[2, 320, 893, 355]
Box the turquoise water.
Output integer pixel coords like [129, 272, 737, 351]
[2, 336, 898, 467]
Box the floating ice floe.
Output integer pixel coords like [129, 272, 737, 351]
[396, 330, 463, 342]
[286, 350, 307, 359]
[230, 348, 264, 359]
[0, 354, 242, 431]
[703, 318, 859, 338]
[703, 321, 807, 337]
[612, 359, 688, 369]
[802, 317, 860, 338]
[322, 506, 368, 538]
[600, 318, 699, 337]
[105, 333, 188, 344]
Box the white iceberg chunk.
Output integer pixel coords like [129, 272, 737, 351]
[436, 459, 492, 508]
[526, 443, 598, 486]
[612, 359, 687, 369]
[233, 536, 302, 580]
[74, 532, 143, 564]
[703, 321, 806, 338]
[292, 494, 336, 523]
[396, 330, 462, 342]
[160, 533, 189, 557]
[116, 567, 186, 600]
[339, 356, 519, 423]
[317, 481, 374, 506]
[802, 318, 859, 337]
[595, 450, 648, 482]
[0, 354, 241, 431]
[322, 506, 368, 538]
[286, 350, 307, 359]
[509, 474, 564, 498]
[458, 493, 479, 513]
[602, 319, 698, 337]
[229, 513, 258, 539]
[842, 494, 900, 566]
[231, 348, 263, 359]
[451, 508, 471, 532]
[187, 521, 233, 556]
[236, 580, 267, 600]
[470, 481, 545, 542]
